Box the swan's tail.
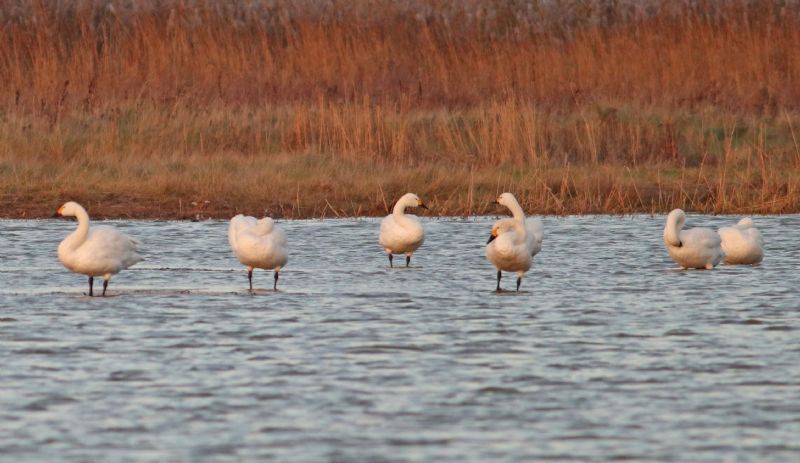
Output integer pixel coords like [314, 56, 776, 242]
[525, 217, 544, 250]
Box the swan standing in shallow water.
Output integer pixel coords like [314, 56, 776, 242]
[229, 215, 288, 290]
[486, 218, 532, 291]
[718, 217, 764, 265]
[55, 201, 143, 296]
[495, 192, 544, 257]
[663, 209, 723, 269]
[379, 193, 428, 267]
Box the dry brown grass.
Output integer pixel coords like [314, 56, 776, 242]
[1, 1, 799, 218]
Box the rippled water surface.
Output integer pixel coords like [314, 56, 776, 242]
[1, 215, 799, 462]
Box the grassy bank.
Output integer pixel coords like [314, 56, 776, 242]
[1, 1, 799, 218]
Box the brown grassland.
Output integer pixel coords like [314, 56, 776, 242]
[1, 0, 800, 219]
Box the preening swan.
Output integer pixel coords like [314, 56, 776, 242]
[486, 218, 532, 291]
[663, 209, 723, 270]
[495, 192, 544, 257]
[55, 201, 143, 296]
[718, 217, 764, 265]
[229, 214, 288, 290]
[379, 193, 428, 267]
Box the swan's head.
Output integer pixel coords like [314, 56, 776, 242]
[664, 209, 686, 247]
[399, 193, 428, 210]
[487, 219, 517, 244]
[737, 217, 754, 228]
[495, 192, 518, 207]
[55, 201, 83, 218]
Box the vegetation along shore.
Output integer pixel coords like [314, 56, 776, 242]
[2, 1, 799, 219]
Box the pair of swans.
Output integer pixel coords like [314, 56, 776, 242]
[55, 201, 290, 295]
[486, 193, 544, 291]
[378, 192, 544, 292]
[663, 209, 764, 269]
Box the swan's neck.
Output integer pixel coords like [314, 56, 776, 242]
[506, 199, 526, 221]
[63, 207, 91, 250]
[392, 201, 408, 217]
[664, 215, 683, 247]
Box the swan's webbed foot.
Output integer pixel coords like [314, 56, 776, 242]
[406, 255, 411, 267]
[248, 270, 253, 290]
[273, 271, 279, 290]
[102, 279, 108, 297]
[516, 277, 522, 292]
[388, 253, 393, 268]
[88, 276, 94, 297]
[496, 271, 502, 291]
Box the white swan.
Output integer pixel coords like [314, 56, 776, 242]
[495, 192, 544, 257]
[229, 214, 288, 290]
[55, 201, 143, 296]
[663, 209, 723, 269]
[718, 217, 764, 265]
[379, 193, 428, 267]
[486, 218, 532, 291]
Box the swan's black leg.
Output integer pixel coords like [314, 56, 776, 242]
[516, 277, 522, 292]
[273, 271, 279, 290]
[88, 276, 94, 297]
[388, 253, 393, 268]
[406, 255, 411, 267]
[102, 279, 109, 297]
[248, 270, 253, 290]
[496, 271, 501, 291]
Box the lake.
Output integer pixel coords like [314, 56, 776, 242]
[0, 215, 798, 462]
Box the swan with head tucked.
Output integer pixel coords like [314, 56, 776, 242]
[718, 217, 763, 265]
[486, 218, 532, 291]
[229, 214, 288, 290]
[55, 201, 143, 296]
[495, 192, 544, 257]
[379, 193, 428, 267]
[663, 209, 723, 270]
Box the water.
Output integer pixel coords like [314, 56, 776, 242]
[1, 215, 798, 462]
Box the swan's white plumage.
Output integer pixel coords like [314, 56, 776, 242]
[718, 217, 763, 265]
[56, 201, 142, 284]
[496, 192, 543, 257]
[663, 209, 723, 269]
[228, 214, 288, 273]
[379, 193, 426, 258]
[486, 218, 532, 291]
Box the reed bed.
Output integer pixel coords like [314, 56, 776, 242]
[1, 0, 799, 218]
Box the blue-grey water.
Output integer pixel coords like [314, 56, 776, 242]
[0, 215, 798, 462]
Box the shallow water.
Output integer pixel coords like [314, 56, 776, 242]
[0, 215, 798, 462]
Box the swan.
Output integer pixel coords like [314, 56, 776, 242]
[55, 201, 143, 296]
[486, 218, 532, 291]
[663, 209, 723, 269]
[229, 214, 288, 290]
[718, 217, 764, 265]
[495, 192, 544, 256]
[379, 193, 428, 267]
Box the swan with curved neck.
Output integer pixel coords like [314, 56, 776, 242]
[379, 193, 428, 267]
[663, 209, 723, 269]
[718, 217, 763, 265]
[486, 218, 532, 291]
[495, 192, 543, 257]
[229, 214, 289, 290]
[55, 201, 143, 296]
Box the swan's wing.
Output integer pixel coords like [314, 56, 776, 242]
[83, 225, 143, 269]
[378, 215, 395, 247]
[524, 217, 544, 254]
[744, 226, 764, 246]
[271, 224, 288, 247]
[229, 215, 257, 252]
[682, 227, 721, 248]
